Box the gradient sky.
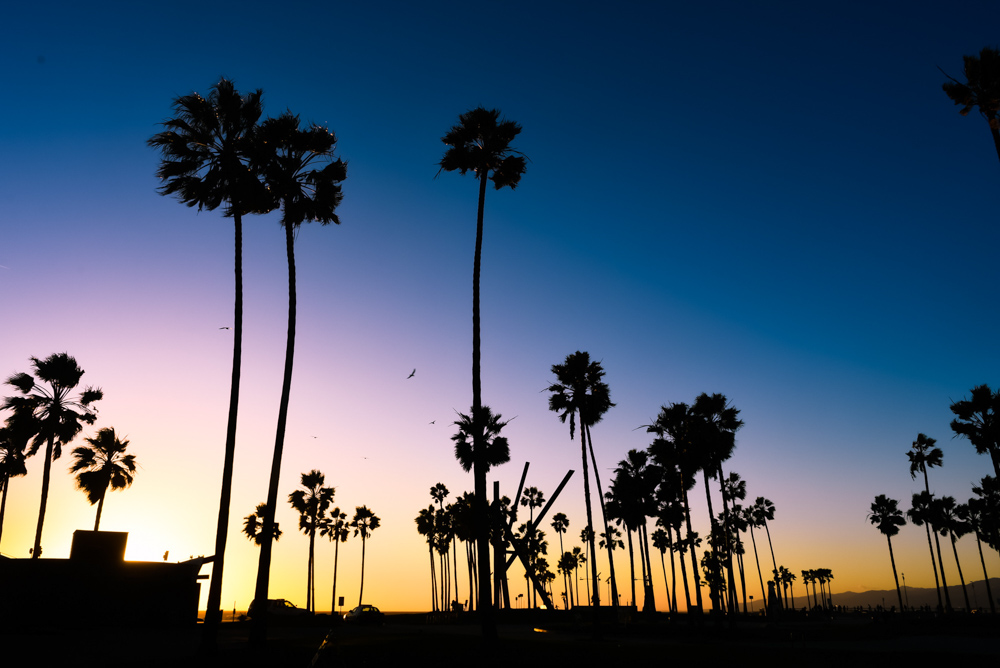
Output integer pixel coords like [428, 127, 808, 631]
[2, 1, 999, 613]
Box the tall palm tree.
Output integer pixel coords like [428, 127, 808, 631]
[935, 496, 972, 611]
[0, 411, 32, 545]
[251, 112, 346, 644]
[906, 433, 944, 608]
[439, 106, 526, 635]
[288, 470, 334, 613]
[320, 507, 349, 614]
[148, 80, 267, 633]
[550, 512, 570, 607]
[751, 496, 780, 609]
[941, 47, 1000, 165]
[452, 492, 479, 611]
[548, 351, 616, 607]
[651, 527, 674, 613]
[868, 495, 906, 611]
[243, 503, 281, 545]
[3, 353, 102, 558]
[352, 506, 381, 606]
[646, 403, 704, 613]
[572, 543, 587, 608]
[959, 497, 996, 613]
[950, 385, 1000, 477]
[429, 483, 451, 605]
[415, 505, 439, 611]
[908, 491, 951, 612]
[692, 392, 743, 613]
[69, 427, 137, 531]
[557, 551, 577, 609]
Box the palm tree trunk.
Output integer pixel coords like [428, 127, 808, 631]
[668, 531, 678, 613]
[681, 486, 703, 612]
[676, 540, 692, 612]
[586, 425, 618, 607]
[471, 170, 495, 637]
[658, 549, 670, 613]
[358, 536, 366, 606]
[251, 221, 298, 647]
[948, 532, 971, 610]
[625, 528, 636, 607]
[0, 475, 8, 544]
[32, 437, 55, 559]
[701, 470, 721, 612]
[923, 523, 944, 610]
[717, 466, 738, 613]
[933, 528, 953, 611]
[990, 124, 1000, 167]
[641, 523, 656, 612]
[579, 418, 600, 607]
[749, 524, 766, 612]
[885, 536, 902, 612]
[333, 538, 342, 614]
[762, 521, 781, 610]
[204, 213, 245, 639]
[93, 492, 105, 531]
[428, 543, 436, 611]
[973, 531, 996, 613]
[307, 530, 315, 613]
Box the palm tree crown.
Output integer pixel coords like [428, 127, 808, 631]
[950, 384, 1000, 477]
[4, 353, 102, 558]
[941, 47, 1000, 165]
[438, 107, 527, 190]
[69, 427, 137, 531]
[451, 405, 511, 473]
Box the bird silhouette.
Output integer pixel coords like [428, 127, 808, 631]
[407, 369, 416, 379]
[429, 420, 436, 425]
[219, 327, 231, 330]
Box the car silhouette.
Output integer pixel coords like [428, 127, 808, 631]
[343, 604, 384, 625]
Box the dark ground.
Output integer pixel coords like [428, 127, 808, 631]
[6, 610, 998, 667]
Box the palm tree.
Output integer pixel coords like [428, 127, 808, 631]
[557, 551, 577, 609]
[288, 470, 334, 613]
[415, 505, 439, 611]
[751, 496, 780, 611]
[935, 496, 972, 611]
[68, 427, 137, 531]
[868, 495, 905, 612]
[548, 351, 616, 607]
[691, 393, 743, 613]
[0, 412, 32, 545]
[320, 507, 350, 614]
[972, 475, 1000, 552]
[647, 403, 704, 613]
[352, 506, 381, 607]
[651, 527, 674, 613]
[251, 112, 346, 644]
[243, 503, 281, 545]
[908, 491, 951, 612]
[941, 47, 1000, 165]
[429, 484, 451, 605]
[950, 385, 1000, 477]
[439, 106, 526, 635]
[906, 434, 944, 608]
[550, 512, 570, 607]
[572, 543, 587, 608]
[3, 353, 102, 558]
[148, 80, 267, 632]
[959, 497, 996, 613]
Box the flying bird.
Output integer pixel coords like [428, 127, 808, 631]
[429, 420, 436, 425]
[219, 327, 231, 330]
[407, 369, 416, 379]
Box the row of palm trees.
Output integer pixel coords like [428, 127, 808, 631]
[1, 353, 138, 554]
[243, 469, 380, 612]
[147, 79, 347, 645]
[869, 387, 1000, 613]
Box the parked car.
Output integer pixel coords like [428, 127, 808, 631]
[247, 598, 311, 619]
[343, 604, 384, 625]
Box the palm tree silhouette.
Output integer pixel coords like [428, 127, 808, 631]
[438, 107, 526, 634]
[941, 47, 1000, 165]
[908, 491, 951, 612]
[950, 385, 1000, 477]
[69, 427, 137, 531]
[3, 353, 102, 558]
[148, 79, 267, 632]
[352, 506, 381, 607]
[934, 496, 972, 611]
[572, 543, 587, 608]
[251, 112, 346, 643]
[651, 527, 675, 613]
[868, 494, 906, 611]
[0, 411, 32, 545]
[608, 450, 659, 611]
[959, 495, 996, 613]
[243, 503, 282, 545]
[550, 512, 570, 608]
[750, 496, 781, 611]
[415, 505, 439, 611]
[646, 403, 704, 613]
[548, 351, 616, 607]
[694, 393, 743, 613]
[906, 433, 945, 609]
[288, 470, 334, 613]
[319, 507, 350, 614]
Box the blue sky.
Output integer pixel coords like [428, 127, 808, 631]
[2, 1, 998, 611]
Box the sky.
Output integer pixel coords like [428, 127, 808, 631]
[2, 1, 999, 614]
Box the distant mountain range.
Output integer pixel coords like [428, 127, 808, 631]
[814, 578, 1000, 611]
